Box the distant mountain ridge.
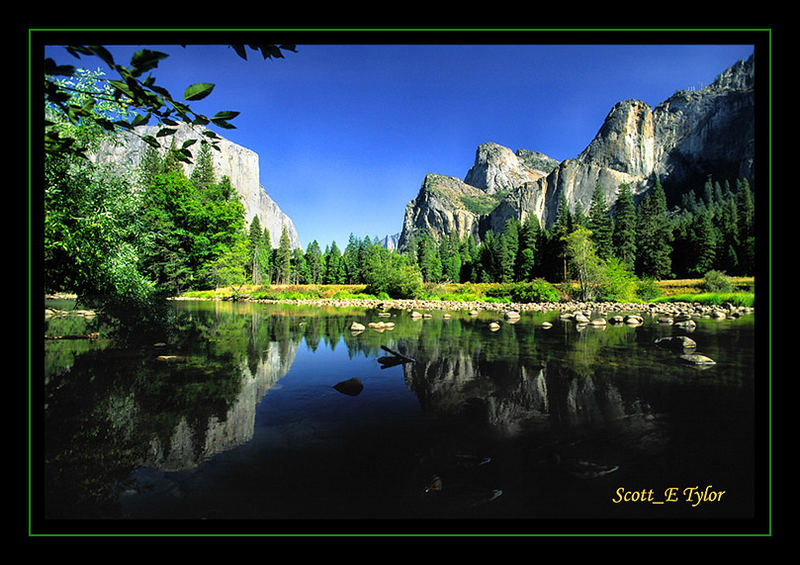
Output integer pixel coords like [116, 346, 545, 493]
[398, 54, 755, 251]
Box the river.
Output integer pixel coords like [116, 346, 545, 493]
[39, 299, 765, 535]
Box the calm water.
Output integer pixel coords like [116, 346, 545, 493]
[40, 299, 763, 532]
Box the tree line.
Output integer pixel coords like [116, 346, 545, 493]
[399, 177, 754, 288]
[43, 69, 755, 312]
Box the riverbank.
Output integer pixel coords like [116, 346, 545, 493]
[172, 293, 754, 321]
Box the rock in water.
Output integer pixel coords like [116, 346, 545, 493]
[333, 377, 364, 396]
[679, 354, 716, 366]
[654, 335, 697, 350]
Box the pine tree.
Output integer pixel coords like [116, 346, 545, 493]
[324, 241, 345, 284]
[190, 142, 216, 190]
[588, 182, 613, 260]
[516, 215, 539, 281]
[417, 232, 442, 282]
[276, 225, 292, 284]
[736, 178, 754, 240]
[162, 138, 185, 175]
[440, 232, 461, 283]
[138, 143, 164, 188]
[306, 240, 323, 284]
[612, 183, 637, 271]
[342, 233, 361, 284]
[635, 181, 672, 279]
[247, 216, 262, 282]
[552, 194, 573, 282]
[261, 228, 272, 283]
[499, 219, 519, 282]
[290, 248, 309, 284]
[459, 234, 479, 283]
[690, 212, 716, 276]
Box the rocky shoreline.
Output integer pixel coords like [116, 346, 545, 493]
[173, 295, 754, 320]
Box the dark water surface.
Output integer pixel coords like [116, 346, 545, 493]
[40, 299, 764, 533]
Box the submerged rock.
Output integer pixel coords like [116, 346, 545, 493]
[333, 377, 364, 396]
[679, 353, 716, 366]
[563, 459, 620, 480]
[655, 336, 697, 350]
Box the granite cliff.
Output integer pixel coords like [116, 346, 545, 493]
[92, 124, 302, 250]
[398, 54, 755, 250]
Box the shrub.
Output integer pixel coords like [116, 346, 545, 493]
[702, 270, 735, 293]
[636, 277, 662, 301]
[364, 259, 424, 299]
[597, 257, 640, 302]
[509, 279, 562, 303]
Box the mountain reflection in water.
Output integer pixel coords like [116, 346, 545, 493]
[41, 300, 758, 526]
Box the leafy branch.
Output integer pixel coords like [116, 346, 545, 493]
[44, 43, 296, 162]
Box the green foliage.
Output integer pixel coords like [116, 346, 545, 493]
[588, 182, 613, 260]
[653, 292, 754, 307]
[563, 226, 605, 301]
[612, 183, 637, 272]
[274, 226, 292, 284]
[323, 241, 346, 284]
[250, 287, 323, 300]
[484, 280, 561, 303]
[305, 240, 324, 284]
[44, 75, 157, 310]
[417, 232, 443, 283]
[138, 163, 246, 293]
[635, 277, 662, 301]
[45, 44, 296, 161]
[207, 236, 250, 291]
[460, 194, 500, 215]
[363, 248, 424, 299]
[702, 270, 735, 293]
[635, 181, 672, 279]
[596, 257, 640, 302]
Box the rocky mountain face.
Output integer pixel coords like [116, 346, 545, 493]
[398, 55, 755, 250]
[92, 124, 302, 250]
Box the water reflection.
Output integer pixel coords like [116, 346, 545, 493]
[41, 300, 756, 522]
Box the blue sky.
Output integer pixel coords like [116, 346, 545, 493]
[46, 39, 755, 250]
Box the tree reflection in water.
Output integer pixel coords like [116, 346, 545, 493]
[41, 300, 757, 524]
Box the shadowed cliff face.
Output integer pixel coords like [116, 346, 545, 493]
[91, 124, 303, 249]
[399, 55, 754, 248]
